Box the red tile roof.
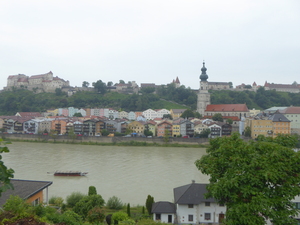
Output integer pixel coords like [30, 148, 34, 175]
[205, 104, 249, 112]
[281, 107, 300, 114]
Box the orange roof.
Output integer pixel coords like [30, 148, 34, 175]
[281, 107, 300, 114]
[205, 104, 249, 112]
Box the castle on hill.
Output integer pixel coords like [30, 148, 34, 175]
[5, 71, 70, 93]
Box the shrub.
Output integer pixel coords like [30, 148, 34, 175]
[73, 194, 105, 219]
[66, 192, 86, 208]
[49, 196, 64, 207]
[88, 186, 97, 196]
[2, 195, 31, 217]
[106, 196, 123, 210]
[112, 211, 128, 224]
[87, 206, 105, 223]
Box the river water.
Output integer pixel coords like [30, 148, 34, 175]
[2, 142, 209, 206]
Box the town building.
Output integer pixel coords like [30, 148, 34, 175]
[197, 62, 211, 116]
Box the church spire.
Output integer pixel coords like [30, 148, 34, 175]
[199, 61, 208, 81]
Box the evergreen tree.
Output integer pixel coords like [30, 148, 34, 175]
[145, 195, 154, 215]
[88, 186, 97, 196]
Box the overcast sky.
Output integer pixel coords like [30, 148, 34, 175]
[1, 0, 299, 91]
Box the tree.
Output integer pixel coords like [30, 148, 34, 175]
[67, 127, 77, 142]
[73, 194, 105, 219]
[212, 113, 223, 122]
[88, 186, 97, 196]
[87, 206, 105, 224]
[180, 109, 194, 119]
[112, 211, 128, 224]
[101, 129, 110, 136]
[92, 80, 107, 94]
[66, 192, 86, 208]
[127, 203, 131, 217]
[106, 196, 123, 210]
[198, 128, 211, 138]
[119, 80, 125, 84]
[162, 114, 173, 120]
[82, 81, 90, 88]
[145, 195, 154, 215]
[195, 133, 300, 225]
[0, 139, 14, 197]
[107, 81, 113, 87]
[226, 118, 233, 125]
[194, 112, 202, 119]
[244, 126, 251, 137]
[73, 112, 83, 117]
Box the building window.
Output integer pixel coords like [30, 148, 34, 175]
[188, 215, 193, 222]
[205, 202, 210, 206]
[219, 203, 225, 206]
[204, 213, 211, 220]
[188, 204, 193, 208]
[155, 214, 161, 220]
[295, 203, 300, 209]
[32, 198, 40, 206]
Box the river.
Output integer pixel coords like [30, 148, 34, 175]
[2, 142, 209, 206]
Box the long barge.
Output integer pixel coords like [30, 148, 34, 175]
[53, 171, 88, 176]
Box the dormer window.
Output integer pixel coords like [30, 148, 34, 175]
[188, 204, 193, 208]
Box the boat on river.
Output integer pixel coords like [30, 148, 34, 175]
[52, 171, 88, 176]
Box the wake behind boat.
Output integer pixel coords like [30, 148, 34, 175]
[48, 171, 88, 176]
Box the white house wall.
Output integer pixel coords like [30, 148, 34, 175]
[176, 203, 225, 224]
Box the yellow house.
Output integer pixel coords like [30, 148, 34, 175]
[47, 109, 59, 116]
[250, 119, 273, 139]
[269, 113, 291, 137]
[170, 109, 186, 120]
[248, 113, 291, 139]
[127, 121, 145, 135]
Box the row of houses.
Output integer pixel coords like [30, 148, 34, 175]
[0, 112, 235, 138]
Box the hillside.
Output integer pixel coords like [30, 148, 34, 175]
[1, 86, 300, 115]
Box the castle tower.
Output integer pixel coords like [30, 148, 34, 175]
[197, 62, 211, 116]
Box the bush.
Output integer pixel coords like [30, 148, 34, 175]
[106, 196, 123, 210]
[73, 194, 105, 219]
[49, 196, 64, 207]
[112, 211, 128, 224]
[87, 206, 105, 223]
[66, 192, 86, 208]
[2, 195, 31, 217]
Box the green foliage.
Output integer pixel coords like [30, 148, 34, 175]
[0, 139, 14, 197]
[101, 129, 110, 136]
[140, 87, 155, 94]
[163, 129, 170, 143]
[145, 195, 154, 215]
[66, 191, 86, 208]
[244, 126, 251, 137]
[137, 218, 163, 225]
[106, 196, 123, 210]
[73, 112, 83, 117]
[2, 195, 31, 217]
[180, 109, 195, 119]
[87, 206, 106, 224]
[48, 196, 64, 207]
[93, 80, 107, 94]
[226, 118, 233, 124]
[112, 211, 129, 224]
[198, 128, 211, 138]
[88, 186, 97, 196]
[73, 194, 105, 219]
[195, 132, 300, 225]
[82, 81, 90, 88]
[212, 113, 223, 122]
[162, 114, 173, 120]
[119, 218, 135, 225]
[127, 203, 131, 217]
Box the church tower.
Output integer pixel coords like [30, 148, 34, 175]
[197, 62, 211, 116]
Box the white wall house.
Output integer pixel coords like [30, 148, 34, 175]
[152, 182, 225, 224]
[143, 109, 157, 120]
[156, 109, 171, 118]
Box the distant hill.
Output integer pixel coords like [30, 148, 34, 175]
[1, 86, 300, 116]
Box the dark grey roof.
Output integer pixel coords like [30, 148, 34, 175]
[174, 182, 216, 204]
[151, 201, 176, 213]
[268, 112, 290, 122]
[0, 179, 52, 206]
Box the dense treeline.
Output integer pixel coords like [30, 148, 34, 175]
[1, 85, 300, 116]
[210, 87, 300, 110]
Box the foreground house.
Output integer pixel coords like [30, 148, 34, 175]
[0, 179, 52, 207]
[152, 182, 225, 224]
